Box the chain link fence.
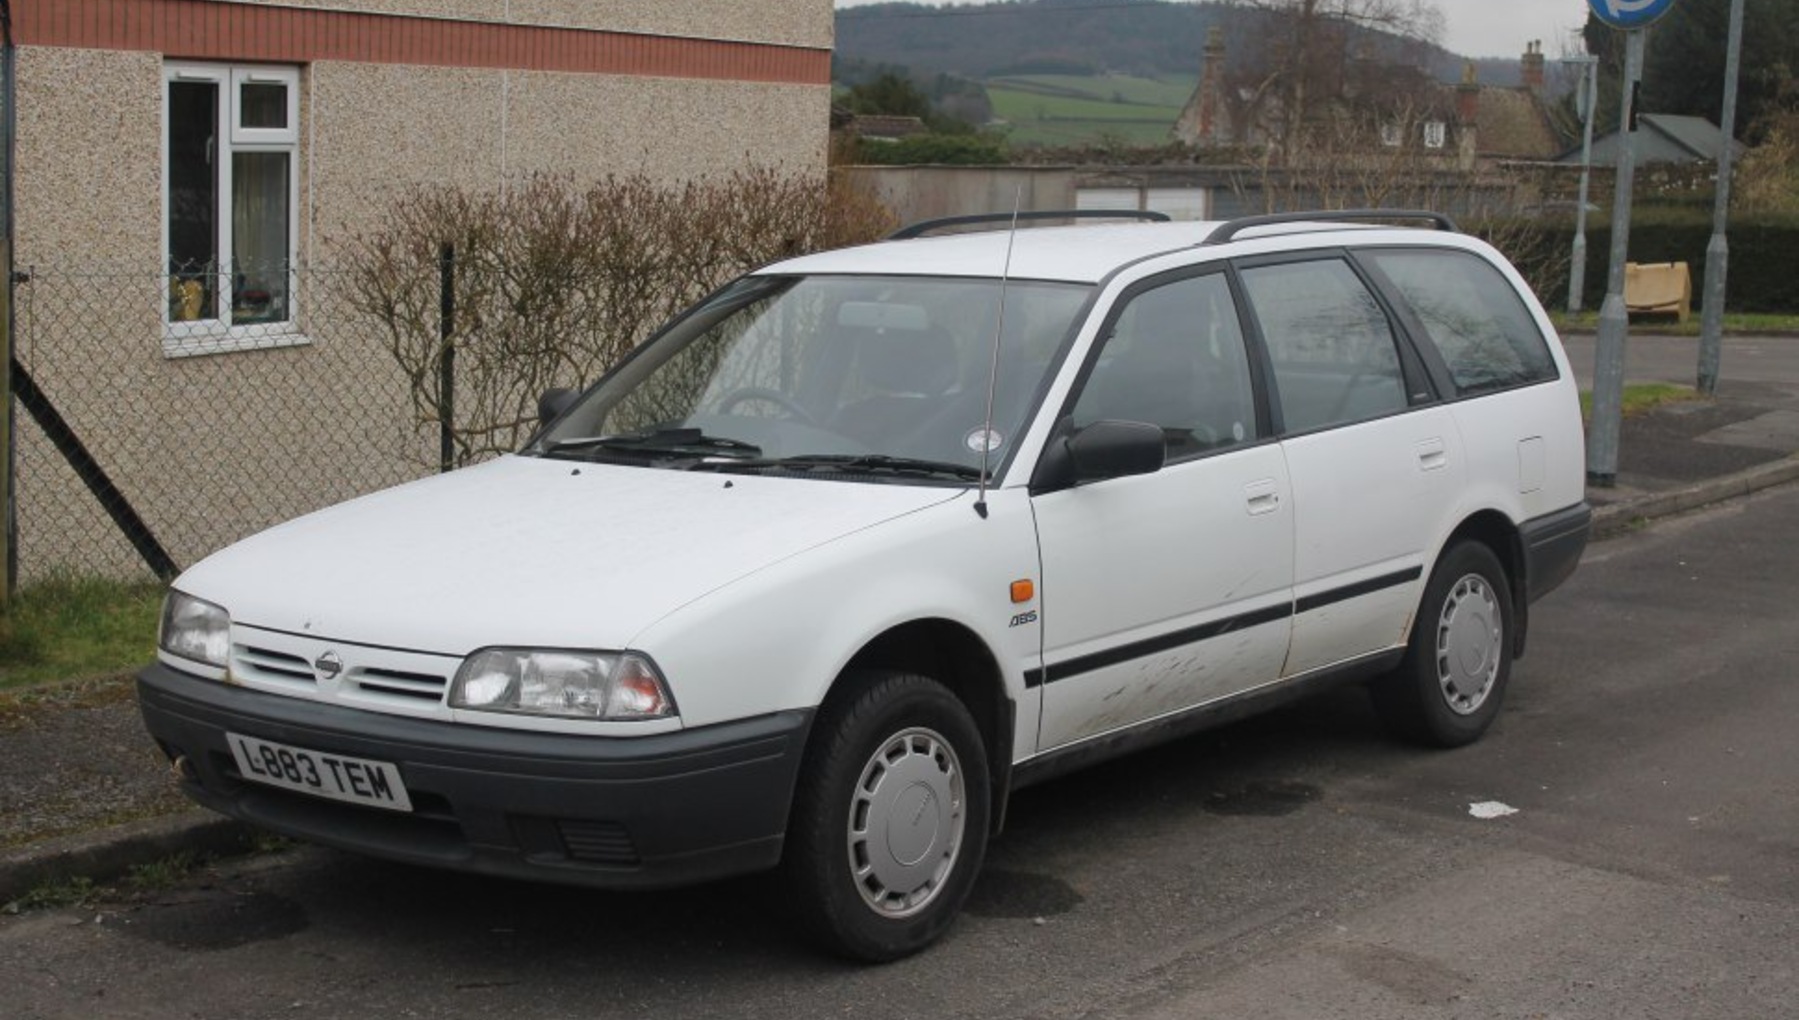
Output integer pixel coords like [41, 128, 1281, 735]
[13, 261, 453, 583]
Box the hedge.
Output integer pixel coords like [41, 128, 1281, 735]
[1480, 212, 1799, 315]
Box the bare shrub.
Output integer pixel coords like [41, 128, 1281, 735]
[344, 169, 896, 466]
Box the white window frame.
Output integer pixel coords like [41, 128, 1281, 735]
[1422, 120, 1447, 150]
[162, 62, 305, 358]
[1380, 122, 1403, 148]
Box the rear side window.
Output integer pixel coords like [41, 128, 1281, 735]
[1362, 249, 1557, 396]
[1239, 259, 1407, 434]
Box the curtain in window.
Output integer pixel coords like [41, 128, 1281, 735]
[232, 152, 290, 325]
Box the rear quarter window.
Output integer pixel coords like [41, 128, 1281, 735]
[1362, 249, 1557, 396]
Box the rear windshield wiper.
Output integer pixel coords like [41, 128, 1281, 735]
[541, 428, 762, 460]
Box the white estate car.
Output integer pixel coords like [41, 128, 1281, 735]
[140, 210, 1591, 961]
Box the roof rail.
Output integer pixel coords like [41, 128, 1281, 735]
[1200, 209, 1459, 247]
[887, 209, 1171, 241]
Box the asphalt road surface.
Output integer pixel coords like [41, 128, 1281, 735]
[4, 487, 1796, 1019]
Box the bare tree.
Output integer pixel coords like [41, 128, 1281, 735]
[1223, 0, 1445, 161]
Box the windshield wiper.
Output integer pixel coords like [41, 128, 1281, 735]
[541, 428, 762, 460]
[760, 454, 984, 481]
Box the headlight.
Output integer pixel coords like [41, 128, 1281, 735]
[449, 649, 676, 721]
[159, 591, 231, 668]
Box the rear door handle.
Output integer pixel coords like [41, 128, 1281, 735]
[1416, 438, 1447, 472]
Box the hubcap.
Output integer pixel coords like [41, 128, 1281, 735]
[847, 726, 966, 918]
[1436, 573, 1502, 716]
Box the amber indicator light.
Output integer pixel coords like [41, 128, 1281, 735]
[1010, 579, 1035, 604]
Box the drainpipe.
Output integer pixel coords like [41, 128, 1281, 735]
[1, 0, 18, 599]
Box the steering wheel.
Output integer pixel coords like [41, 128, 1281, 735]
[713, 387, 821, 427]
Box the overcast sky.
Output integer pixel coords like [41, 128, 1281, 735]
[833, 1, 1596, 60]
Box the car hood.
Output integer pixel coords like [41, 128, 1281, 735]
[177, 455, 965, 654]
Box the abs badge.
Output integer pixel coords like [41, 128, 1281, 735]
[965, 427, 1005, 454]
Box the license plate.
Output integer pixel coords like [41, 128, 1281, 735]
[227, 732, 413, 813]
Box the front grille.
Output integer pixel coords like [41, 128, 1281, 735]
[233, 645, 316, 684]
[351, 667, 448, 702]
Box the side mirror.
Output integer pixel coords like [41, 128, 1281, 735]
[537, 388, 578, 427]
[1031, 419, 1167, 494]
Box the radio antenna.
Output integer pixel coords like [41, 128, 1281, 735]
[974, 187, 1023, 520]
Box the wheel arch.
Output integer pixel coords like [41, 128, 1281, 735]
[1440, 509, 1530, 657]
[829, 618, 1018, 836]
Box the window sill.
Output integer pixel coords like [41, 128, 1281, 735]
[162, 322, 312, 359]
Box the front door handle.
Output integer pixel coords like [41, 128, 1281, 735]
[1245, 479, 1281, 515]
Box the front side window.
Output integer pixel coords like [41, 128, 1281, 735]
[1240, 259, 1408, 434]
[1071, 273, 1259, 460]
[165, 63, 300, 354]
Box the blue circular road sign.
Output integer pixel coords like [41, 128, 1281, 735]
[1588, 0, 1678, 29]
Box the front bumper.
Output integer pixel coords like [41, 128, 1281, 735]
[138, 663, 813, 889]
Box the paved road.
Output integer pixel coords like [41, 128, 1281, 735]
[1561, 332, 1799, 392]
[4, 489, 1796, 1019]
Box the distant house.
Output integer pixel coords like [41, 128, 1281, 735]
[1564, 114, 1746, 166]
[1173, 30, 1570, 168]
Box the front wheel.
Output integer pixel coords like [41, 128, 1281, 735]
[1371, 541, 1514, 748]
[783, 671, 990, 962]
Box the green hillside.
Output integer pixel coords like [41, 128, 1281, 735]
[986, 74, 1193, 147]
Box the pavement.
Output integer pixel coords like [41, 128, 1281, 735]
[3, 330, 1797, 908]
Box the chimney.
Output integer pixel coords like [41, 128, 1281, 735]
[1198, 26, 1227, 143]
[1521, 40, 1546, 92]
[1456, 61, 1480, 127]
[1457, 62, 1480, 171]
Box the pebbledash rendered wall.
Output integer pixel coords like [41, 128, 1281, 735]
[8, 0, 831, 580]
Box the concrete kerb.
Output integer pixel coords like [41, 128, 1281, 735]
[1591, 453, 1799, 538]
[0, 811, 259, 908]
[3, 457, 1798, 909]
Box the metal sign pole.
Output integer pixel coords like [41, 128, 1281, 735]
[1587, 27, 1646, 487]
[1697, 0, 1745, 396]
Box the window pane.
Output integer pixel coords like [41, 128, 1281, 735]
[231, 151, 290, 325]
[1363, 250, 1557, 396]
[1073, 274, 1259, 458]
[239, 82, 288, 129]
[1241, 260, 1407, 433]
[168, 80, 218, 321]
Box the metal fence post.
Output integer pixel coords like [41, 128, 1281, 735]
[438, 241, 455, 474]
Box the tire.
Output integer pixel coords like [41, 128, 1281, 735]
[783, 670, 991, 962]
[1371, 541, 1514, 748]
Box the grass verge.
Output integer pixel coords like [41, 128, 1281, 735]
[0, 577, 164, 691]
[1553, 310, 1799, 335]
[1580, 382, 1704, 421]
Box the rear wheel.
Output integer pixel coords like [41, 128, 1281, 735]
[1372, 541, 1513, 748]
[783, 670, 990, 962]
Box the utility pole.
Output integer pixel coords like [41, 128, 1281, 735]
[1564, 53, 1599, 316]
[1697, 0, 1745, 397]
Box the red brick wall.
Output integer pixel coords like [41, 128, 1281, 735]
[12, 0, 829, 84]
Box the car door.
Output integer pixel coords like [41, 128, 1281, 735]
[1236, 254, 1464, 677]
[1031, 270, 1295, 752]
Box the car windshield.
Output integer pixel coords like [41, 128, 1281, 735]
[528, 274, 1093, 480]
